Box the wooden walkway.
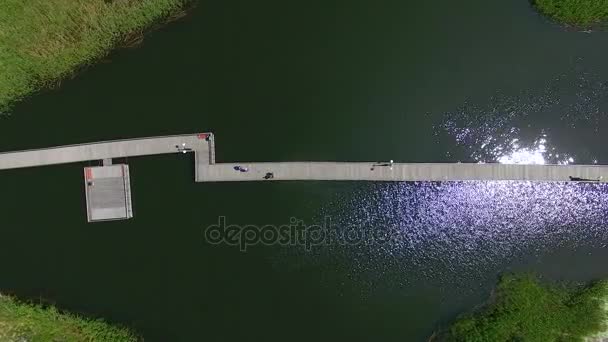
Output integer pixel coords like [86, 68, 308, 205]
[196, 162, 608, 183]
[0, 134, 210, 170]
[0, 132, 605, 183]
[0, 132, 606, 223]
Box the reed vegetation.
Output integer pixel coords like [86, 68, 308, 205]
[533, 0, 608, 27]
[0, 294, 137, 341]
[0, 0, 188, 112]
[439, 274, 608, 341]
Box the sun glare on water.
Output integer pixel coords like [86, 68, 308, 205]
[495, 137, 574, 165]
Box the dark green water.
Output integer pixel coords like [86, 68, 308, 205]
[2, 0, 608, 340]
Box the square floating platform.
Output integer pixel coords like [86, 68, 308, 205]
[84, 164, 133, 222]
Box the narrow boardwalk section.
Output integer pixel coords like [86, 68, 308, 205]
[0, 134, 209, 170]
[196, 162, 608, 182]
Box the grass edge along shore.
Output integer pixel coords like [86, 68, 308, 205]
[1, 0, 606, 115]
[532, 0, 608, 28]
[0, 0, 190, 113]
[0, 294, 137, 341]
[433, 273, 608, 342]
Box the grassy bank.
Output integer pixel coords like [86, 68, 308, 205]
[0, 294, 137, 341]
[437, 274, 608, 341]
[0, 0, 188, 112]
[533, 0, 608, 27]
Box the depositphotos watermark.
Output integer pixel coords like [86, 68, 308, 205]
[203, 216, 395, 251]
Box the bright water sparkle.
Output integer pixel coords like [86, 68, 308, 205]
[298, 64, 608, 292]
[313, 182, 608, 288]
[435, 62, 607, 165]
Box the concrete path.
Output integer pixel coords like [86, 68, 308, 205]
[196, 162, 608, 183]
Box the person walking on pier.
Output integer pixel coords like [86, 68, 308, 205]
[371, 160, 394, 171]
[175, 143, 191, 154]
[569, 176, 602, 182]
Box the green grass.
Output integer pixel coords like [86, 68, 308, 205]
[0, 0, 188, 112]
[439, 274, 608, 342]
[0, 294, 137, 341]
[533, 0, 608, 27]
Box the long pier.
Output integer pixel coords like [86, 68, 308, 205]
[0, 132, 606, 222]
[1, 133, 606, 182]
[196, 162, 608, 182]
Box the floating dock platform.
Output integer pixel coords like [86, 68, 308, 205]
[84, 164, 133, 222]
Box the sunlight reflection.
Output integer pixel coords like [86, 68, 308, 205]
[492, 136, 574, 165]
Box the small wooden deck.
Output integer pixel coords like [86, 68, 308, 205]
[85, 164, 133, 222]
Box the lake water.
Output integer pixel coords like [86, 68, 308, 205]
[1, 0, 608, 340]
